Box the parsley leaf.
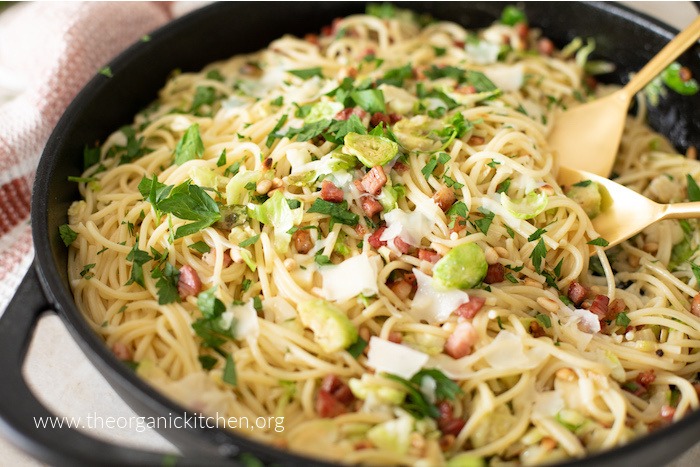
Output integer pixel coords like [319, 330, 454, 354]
[308, 199, 359, 227]
[346, 337, 368, 358]
[350, 89, 386, 114]
[475, 207, 494, 235]
[687, 174, 700, 201]
[189, 241, 210, 254]
[265, 114, 288, 148]
[690, 262, 700, 285]
[239, 235, 260, 248]
[155, 182, 221, 239]
[125, 242, 152, 287]
[413, 369, 463, 401]
[216, 149, 227, 167]
[535, 313, 552, 328]
[198, 355, 218, 370]
[59, 224, 78, 246]
[587, 237, 610, 247]
[83, 145, 100, 169]
[197, 288, 226, 319]
[530, 238, 547, 272]
[223, 353, 237, 386]
[314, 252, 332, 266]
[443, 175, 464, 189]
[99, 66, 113, 78]
[378, 64, 413, 87]
[288, 67, 323, 79]
[323, 115, 367, 144]
[528, 228, 547, 242]
[151, 262, 180, 304]
[174, 123, 205, 165]
[190, 86, 217, 114]
[616, 312, 631, 327]
[573, 180, 592, 187]
[496, 178, 511, 194]
[80, 263, 96, 280]
[384, 373, 439, 419]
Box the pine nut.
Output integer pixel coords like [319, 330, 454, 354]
[523, 277, 543, 288]
[537, 296, 559, 313]
[484, 247, 500, 265]
[539, 184, 555, 196]
[642, 242, 658, 254]
[556, 368, 576, 382]
[283, 258, 297, 271]
[256, 179, 272, 194]
[628, 254, 640, 268]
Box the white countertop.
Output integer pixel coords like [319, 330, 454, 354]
[1, 2, 698, 466]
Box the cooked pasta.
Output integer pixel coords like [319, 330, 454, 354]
[63, 6, 700, 466]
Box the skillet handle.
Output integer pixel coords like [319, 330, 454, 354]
[0, 266, 236, 466]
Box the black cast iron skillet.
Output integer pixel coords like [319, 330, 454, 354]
[1, 2, 699, 466]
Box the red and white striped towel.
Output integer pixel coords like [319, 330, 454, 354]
[0, 2, 173, 312]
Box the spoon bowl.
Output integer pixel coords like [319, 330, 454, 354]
[557, 166, 700, 250]
[550, 16, 700, 177]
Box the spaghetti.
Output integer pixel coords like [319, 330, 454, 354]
[64, 6, 700, 465]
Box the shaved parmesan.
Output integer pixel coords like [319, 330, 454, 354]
[571, 308, 601, 334]
[532, 391, 565, 419]
[483, 331, 529, 369]
[366, 337, 429, 379]
[483, 64, 524, 92]
[410, 269, 470, 323]
[380, 209, 432, 251]
[320, 253, 380, 302]
[263, 297, 297, 323]
[221, 300, 259, 340]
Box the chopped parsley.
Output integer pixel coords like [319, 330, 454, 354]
[421, 152, 450, 180]
[174, 123, 205, 165]
[530, 238, 547, 272]
[308, 199, 359, 227]
[80, 263, 96, 280]
[223, 353, 238, 386]
[535, 313, 552, 328]
[687, 174, 700, 202]
[346, 336, 368, 358]
[239, 235, 260, 248]
[188, 241, 211, 254]
[265, 114, 288, 147]
[83, 145, 100, 169]
[616, 312, 631, 327]
[528, 228, 547, 242]
[198, 355, 218, 370]
[151, 261, 180, 305]
[350, 88, 386, 113]
[386, 369, 462, 419]
[99, 66, 113, 78]
[288, 67, 323, 79]
[587, 237, 610, 247]
[475, 207, 494, 235]
[140, 178, 221, 239]
[125, 242, 152, 288]
[59, 224, 78, 246]
[216, 149, 227, 167]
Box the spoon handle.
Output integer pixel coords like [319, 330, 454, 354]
[660, 201, 700, 221]
[624, 16, 700, 96]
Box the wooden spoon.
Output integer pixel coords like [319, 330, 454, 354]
[557, 165, 700, 250]
[549, 16, 700, 177]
